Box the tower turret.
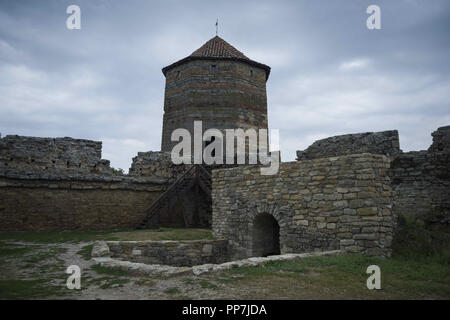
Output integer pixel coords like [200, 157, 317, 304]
[160, 36, 271, 153]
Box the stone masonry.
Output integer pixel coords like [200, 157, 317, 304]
[104, 239, 228, 267]
[160, 36, 270, 153]
[0, 135, 169, 231]
[390, 126, 450, 226]
[296, 130, 401, 160]
[212, 153, 394, 259]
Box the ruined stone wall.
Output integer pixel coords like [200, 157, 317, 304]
[128, 151, 186, 181]
[0, 135, 111, 174]
[0, 135, 171, 231]
[161, 59, 268, 152]
[0, 174, 167, 231]
[296, 130, 401, 160]
[212, 154, 394, 259]
[390, 126, 450, 226]
[107, 240, 229, 267]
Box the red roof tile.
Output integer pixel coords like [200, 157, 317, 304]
[162, 36, 271, 80]
[190, 36, 249, 60]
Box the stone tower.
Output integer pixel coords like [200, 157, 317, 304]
[160, 36, 271, 153]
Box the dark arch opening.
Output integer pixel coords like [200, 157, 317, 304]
[252, 213, 280, 257]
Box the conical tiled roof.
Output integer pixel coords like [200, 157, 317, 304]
[162, 36, 270, 79]
[190, 36, 249, 59]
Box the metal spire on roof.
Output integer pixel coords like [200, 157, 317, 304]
[215, 18, 218, 36]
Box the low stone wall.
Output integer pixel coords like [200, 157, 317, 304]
[104, 240, 229, 267]
[212, 153, 395, 259]
[296, 130, 400, 160]
[92, 250, 343, 277]
[0, 174, 167, 231]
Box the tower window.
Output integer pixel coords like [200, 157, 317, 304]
[211, 65, 217, 72]
[250, 69, 253, 77]
[176, 71, 180, 78]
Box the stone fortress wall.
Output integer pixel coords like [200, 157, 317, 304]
[296, 127, 450, 227]
[0, 135, 170, 231]
[390, 126, 450, 226]
[212, 153, 394, 258]
[212, 126, 449, 259]
[0, 126, 448, 259]
[0, 135, 111, 174]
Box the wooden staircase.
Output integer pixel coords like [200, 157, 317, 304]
[136, 164, 212, 229]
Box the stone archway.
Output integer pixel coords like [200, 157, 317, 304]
[252, 213, 280, 257]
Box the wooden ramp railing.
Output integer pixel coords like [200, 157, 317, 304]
[136, 164, 211, 229]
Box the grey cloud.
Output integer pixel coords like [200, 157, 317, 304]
[0, 0, 449, 171]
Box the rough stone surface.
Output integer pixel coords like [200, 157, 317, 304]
[296, 130, 401, 160]
[0, 136, 169, 231]
[390, 126, 450, 225]
[212, 153, 394, 258]
[0, 135, 112, 174]
[128, 151, 186, 181]
[105, 240, 228, 267]
[93, 249, 343, 277]
[92, 241, 110, 257]
[160, 59, 269, 153]
[0, 176, 166, 230]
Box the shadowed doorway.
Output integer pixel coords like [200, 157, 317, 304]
[252, 213, 280, 257]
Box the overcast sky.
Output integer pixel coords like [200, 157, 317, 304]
[1, 0, 449, 171]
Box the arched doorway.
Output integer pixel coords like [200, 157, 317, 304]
[252, 213, 280, 257]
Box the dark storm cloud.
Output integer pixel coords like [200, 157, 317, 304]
[0, 0, 449, 170]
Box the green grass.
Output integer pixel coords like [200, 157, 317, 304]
[77, 244, 93, 260]
[213, 253, 450, 299]
[199, 279, 218, 289]
[0, 246, 33, 258]
[110, 228, 213, 241]
[0, 228, 213, 243]
[99, 278, 130, 289]
[392, 216, 450, 260]
[0, 279, 65, 299]
[90, 264, 129, 277]
[0, 230, 120, 243]
[164, 287, 181, 295]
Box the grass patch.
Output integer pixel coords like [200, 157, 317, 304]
[0, 279, 66, 299]
[0, 230, 120, 243]
[135, 278, 156, 287]
[0, 246, 33, 258]
[23, 247, 67, 264]
[91, 264, 129, 277]
[392, 216, 450, 260]
[99, 278, 130, 289]
[164, 287, 181, 295]
[217, 253, 450, 299]
[110, 228, 213, 241]
[77, 244, 93, 260]
[199, 279, 218, 289]
[0, 228, 213, 243]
